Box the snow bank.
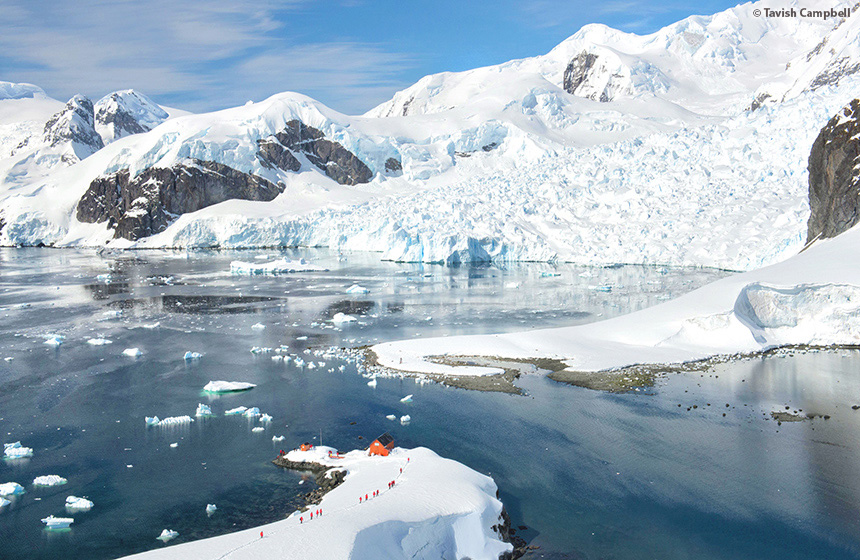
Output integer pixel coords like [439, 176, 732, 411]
[371, 224, 860, 378]
[230, 259, 326, 275]
[115, 446, 510, 560]
[203, 381, 256, 393]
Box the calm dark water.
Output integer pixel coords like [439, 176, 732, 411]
[2, 249, 859, 559]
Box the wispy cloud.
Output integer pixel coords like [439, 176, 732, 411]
[0, 0, 415, 114]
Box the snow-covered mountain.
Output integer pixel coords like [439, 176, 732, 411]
[1, 0, 859, 271]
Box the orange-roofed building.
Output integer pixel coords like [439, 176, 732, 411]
[368, 432, 394, 456]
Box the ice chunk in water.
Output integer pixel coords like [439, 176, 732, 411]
[43, 335, 65, 347]
[224, 407, 248, 416]
[206, 503, 217, 516]
[184, 351, 203, 361]
[260, 414, 273, 423]
[122, 348, 143, 358]
[400, 415, 411, 424]
[367, 378, 378, 387]
[145, 416, 160, 426]
[243, 407, 261, 418]
[0, 497, 9, 508]
[65, 496, 93, 512]
[157, 529, 178, 542]
[86, 338, 112, 346]
[251, 323, 265, 331]
[346, 284, 370, 294]
[33, 475, 67, 487]
[156, 416, 193, 426]
[42, 516, 73, 529]
[400, 394, 413, 403]
[203, 381, 256, 393]
[170, 442, 179, 448]
[0, 482, 25, 496]
[195, 403, 213, 417]
[4, 442, 33, 458]
[272, 435, 285, 442]
[252, 427, 265, 433]
[386, 414, 397, 421]
[332, 313, 357, 324]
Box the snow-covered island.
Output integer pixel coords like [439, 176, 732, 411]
[116, 445, 513, 560]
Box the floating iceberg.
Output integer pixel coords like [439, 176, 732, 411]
[184, 351, 203, 361]
[0, 482, 25, 496]
[0, 497, 9, 508]
[42, 516, 73, 529]
[33, 475, 67, 487]
[147, 416, 193, 427]
[122, 347, 143, 358]
[400, 394, 413, 403]
[65, 496, 93, 512]
[367, 378, 378, 387]
[157, 529, 178, 542]
[203, 381, 256, 393]
[251, 323, 266, 331]
[332, 313, 357, 324]
[252, 427, 265, 433]
[206, 503, 217, 515]
[260, 414, 273, 423]
[225, 407, 248, 416]
[86, 338, 112, 346]
[195, 403, 214, 417]
[400, 415, 412, 424]
[386, 414, 397, 421]
[243, 407, 261, 418]
[142, 322, 160, 329]
[272, 435, 285, 442]
[145, 416, 160, 426]
[346, 284, 370, 294]
[250, 347, 272, 354]
[96, 274, 112, 283]
[170, 442, 178, 448]
[43, 335, 65, 347]
[230, 258, 327, 275]
[4, 442, 33, 459]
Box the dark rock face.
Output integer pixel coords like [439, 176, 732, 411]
[76, 159, 283, 241]
[94, 90, 170, 144]
[563, 51, 600, 96]
[256, 120, 373, 185]
[42, 95, 104, 159]
[806, 99, 860, 243]
[384, 157, 402, 172]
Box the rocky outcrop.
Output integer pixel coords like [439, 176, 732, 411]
[806, 99, 860, 243]
[563, 51, 601, 98]
[272, 454, 347, 509]
[41, 95, 104, 161]
[384, 157, 402, 173]
[76, 159, 283, 241]
[256, 120, 373, 185]
[94, 90, 169, 144]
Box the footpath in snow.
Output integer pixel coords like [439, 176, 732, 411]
[117, 446, 511, 560]
[371, 225, 860, 381]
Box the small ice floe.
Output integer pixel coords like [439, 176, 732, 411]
[195, 403, 214, 417]
[225, 407, 248, 416]
[103, 309, 123, 318]
[251, 323, 265, 331]
[260, 414, 273, 423]
[157, 529, 178, 542]
[400, 415, 411, 425]
[43, 335, 65, 347]
[0, 497, 10, 508]
[386, 414, 397, 421]
[206, 503, 217, 516]
[184, 351, 203, 361]
[252, 427, 265, 433]
[87, 338, 112, 346]
[250, 346, 273, 354]
[4, 442, 33, 459]
[142, 322, 160, 329]
[271, 355, 284, 362]
[203, 381, 256, 393]
[42, 516, 73, 530]
[0, 482, 25, 496]
[307, 362, 316, 370]
[400, 394, 413, 403]
[33, 475, 67, 487]
[96, 274, 112, 283]
[65, 496, 94, 512]
[296, 336, 308, 341]
[272, 435, 285, 442]
[294, 357, 305, 367]
[122, 348, 143, 358]
[367, 378, 378, 388]
[147, 416, 193, 427]
[243, 407, 261, 418]
[4, 357, 12, 362]
[345, 284, 370, 294]
[332, 313, 357, 325]
[169, 443, 179, 448]
[145, 416, 160, 426]
[230, 258, 327, 275]
[275, 345, 290, 353]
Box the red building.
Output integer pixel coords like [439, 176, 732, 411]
[368, 432, 394, 456]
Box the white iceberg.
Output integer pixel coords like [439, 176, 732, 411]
[225, 406, 248, 416]
[203, 381, 256, 393]
[42, 516, 73, 530]
[145, 416, 160, 426]
[43, 335, 64, 347]
[170, 442, 179, 448]
[230, 258, 327, 275]
[386, 414, 397, 421]
[260, 414, 273, 423]
[157, 529, 178, 542]
[96, 274, 112, 283]
[400, 394, 413, 403]
[243, 407, 261, 418]
[0, 482, 25, 496]
[332, 313, 357, 324]
[122, 347, 143, 358]
[65, 496, 93, 512]
[0, 497, 9, 508]
[33, 475, 67, 487]
[400, 415, 411, 424]
[4, 442, 33, 459]
[272, 435, 285, 442]
[367, 378, 378, 388]
[149, 416, 193, 427]
[206, 503, 217, 515]
[87, 338, 113, 346]
[184, 351, 203, 361]
[195, 403, 214, 417]
[252, 427, 265, 433]
[250, 347, 272, 354]
[251, 323, 266, 331]
[345, 284, 370, 294]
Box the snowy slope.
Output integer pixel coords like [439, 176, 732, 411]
[1, 1, 859, 270]
[116, 446, 511, 560]
[371, 221, 860, 379]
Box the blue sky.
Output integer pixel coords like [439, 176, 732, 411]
[0, 0, 742, 114]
